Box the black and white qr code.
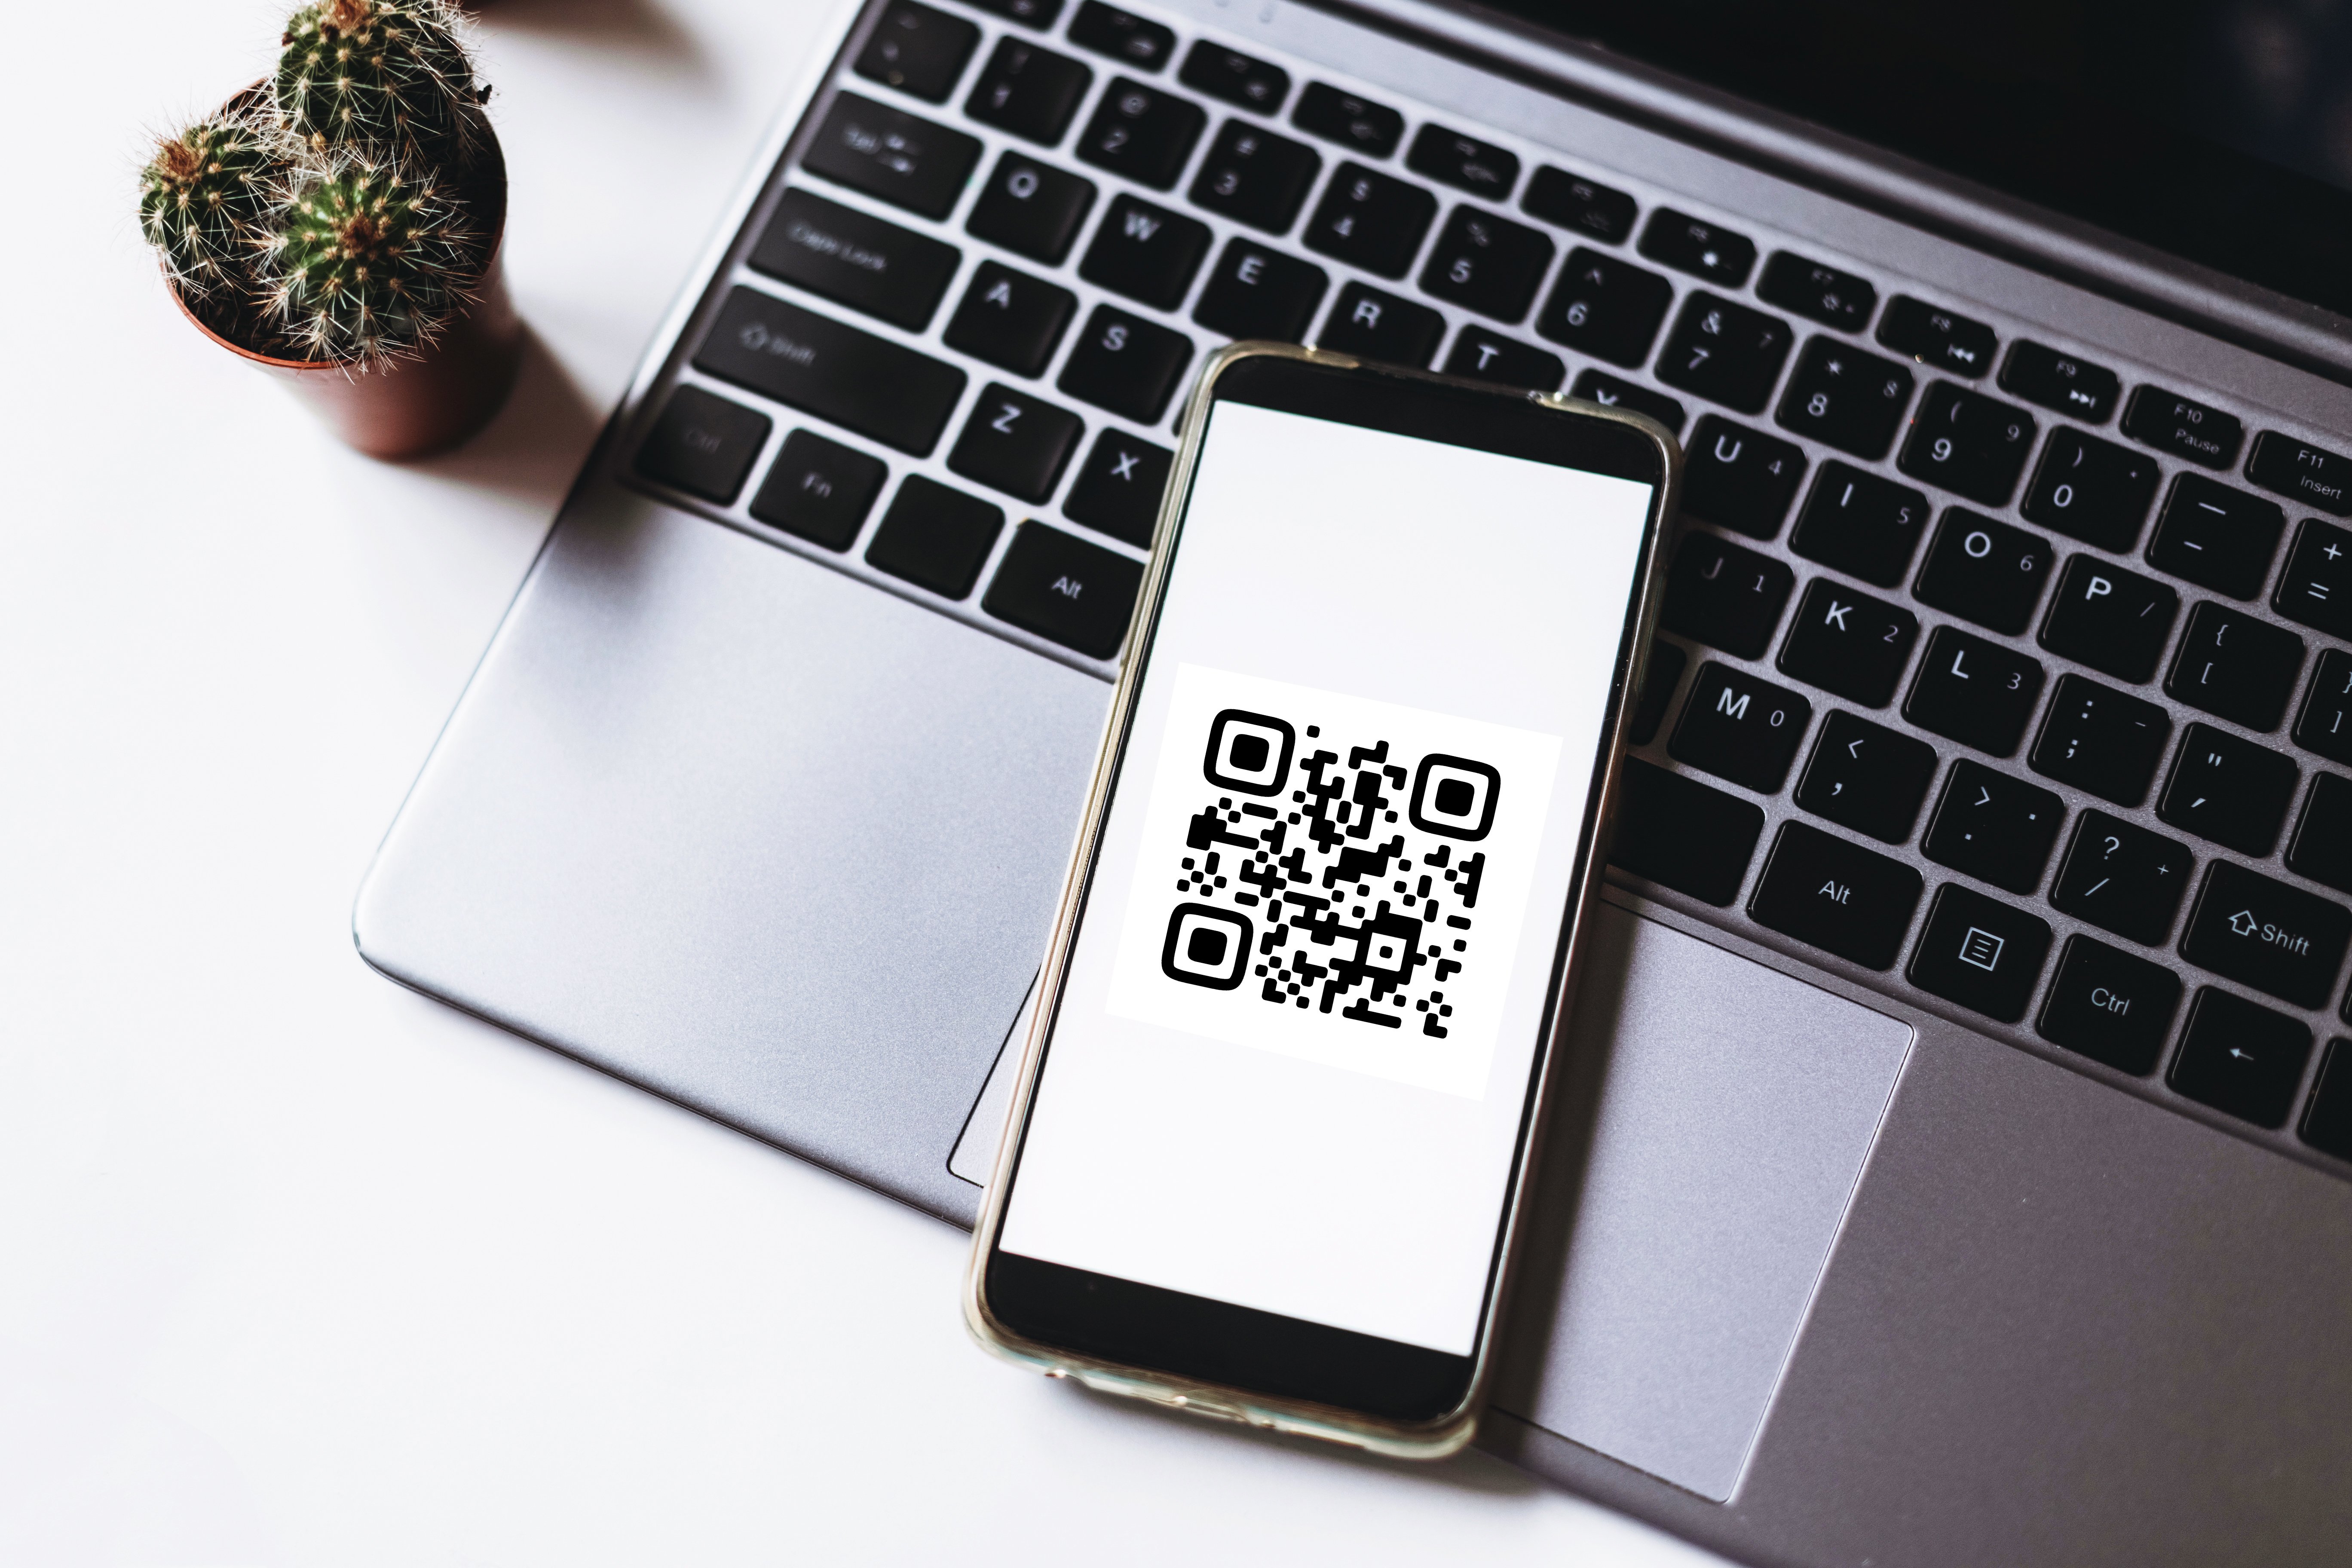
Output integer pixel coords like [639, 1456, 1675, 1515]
[1158, 707, 1501, 1037]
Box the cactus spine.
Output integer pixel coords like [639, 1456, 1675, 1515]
[138, 115, 276, 294]
[260, 157, 477, 361]
[274, 0, 480, 161]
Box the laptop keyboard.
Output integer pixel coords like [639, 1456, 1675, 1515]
[617, 0, 2352, 1172]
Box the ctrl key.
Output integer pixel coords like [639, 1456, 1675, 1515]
[2036, 934, 2184, 1074]
[1748, 821, 1923, 970]
[982, 521, 1144, 658]
[636, 385, 772, 504]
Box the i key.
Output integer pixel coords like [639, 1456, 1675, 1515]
[2049, 810, 2195, 946]
[1790, 462, 1930, 587]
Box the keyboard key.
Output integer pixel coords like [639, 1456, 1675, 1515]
[1749, 821, 1924, 970]
[1079, 193, 1211, 308]
[2303, 1039, 2352, 1159]
[1923, 759, 2064, 893]
[966, 153, 1096, 264]
[752, 187, 960, 332]
[866, 475, 1004, 597]
[1905, 627, 2045, 757]
[1303, 162, 1438, 279]
[947, 384, 1085, 502]
[1442, 327, 1564, 392]
[1078, 78, 1207, 189]
[1056, 304, 1193, 423]
[2019, 427, 2160, 551]
[1179, 41, 1290, 113]
[2273, 518, 2352, 639]
[748, 429, 887, 548]
[1062, 427, 1171, 546]
[2147, 474, 2287, 601]
[2050, 810, 2194, 945]
[1793, 710, 1937, 843]
[1776, 579, 1918, 708]
[1289, 83, 1402, 159]
[2159, 723, 2300, 855]
[2028, 674, 2170, 806]
[943, 260, 1076, 376]
[1521, 165, 1636, 244]
[1571, 370, 1684, 434]
[1898, 383, 2037, 507]
[1998, 340, 2120, 423]
[1187, 120, 1321, 233]
[2122, 384, 2245, 470]
[2296, 649, 2352, 766]
[1756, 252, 1876, 333]
[2037, 936, 2184, 1074]
[965, 38, 1093, 145]
[1406, 124, 1521, 201]
[636, 385, 770, 504]
[1535, 247, 1673, 368]
[695, 288, 967, 456]
[1608, 757, 1764, 906]
[1191, 239, 1327, 341]
[1419, 206, 1555, 323]
[854, 0, 980, 102]
[1790, 462, 1929, 587]
[802, 93, 983, 220]
[2164, 601, 2305, 730]
[1681, 417, 1805, 540]
[1912, 508, 2052, 634]
[981, 521, 1144, 657]
[1319, 282, 1443, 368]
[2169, 987, 2314, 1129]
[1653, 293, 1795, 416]
[1776, 337, 1914, 459]
[1637, 208, 1755, 287]
[2038, 554, 2178, 685]
[1066, 1, 1172, 70]
[965, 0, 1062, 27]
[1876, 295, 1995, 377]
[1669, 664, 1813, 792]
[1660, 534, 1794, 658]
[1629, 640, 1688, 747]
[1908, 883, 2052, 1023]
[2246, 430, 2352, 517]
[2186, 853, 2352, 1008]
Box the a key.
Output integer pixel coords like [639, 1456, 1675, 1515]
[1669, 663, 1813, 792]
[748, 429, 888, 549]
[1748, 821, 1924, 970]
[2037, 554, 2179, 685]
[1776, 579, 1919, 708]
[2163, 600, 2305, 730]
[1418, 206, 1555, 323]
[1923, 759, 2064, 893]
[2170, 988, 2314, 1129]
[946, 384, 1085, 503]
[1876, 296, 1996, 377]
[854, 0, 981, 102]
[1302, 163, 1438, 279]
[2019, 427, 2160, 551]
[980, 521, 1144, 657]
[2294, 649, 2352, 766]
[2286, 774, 2352, 897]
[1066, 1, 1173, 70]
[1912, 507, 2053, 634]
[1898, 383, 2037, 507]
[1629, 640, 1689, 746]
[1078, 193, 1211, 309]
[1061, 428, 1172, 547]
[2036, 935, 2184, 1075]
[1406, 124, 1521, 201]
[1608, 757, 1765, 907]
[1179, 41, 1291, 113]
[864, 475, 1005, 598]
[2181, 859, 2352, 1010]
[1660, 534, 1794, 658]
[2122, 385, 2245, 470]
[1756, 252, 1877, 333]
[2028, 674, 2171, 806]
[965, 152, 1096, 264]
[751, 188, 962, 332]
[635, 386, 770, 505]
[2300, 1041, 2352, 1160]
[1077, 78, 1207, 189]
[964, 39, 1093, 146]
[1905, 627, 2045, 757]
[2247, 431, 2352, 517]
[1776, 337, 1915, 459]
[1190, 239, 1327, 342]
[1441, 328, 1564, 392]
[1288, 83, 1402, 159]
[1055, 305, 1194, 423]
[1653, 293, 1795, 415]
[1535, 247, 1673, 368]
[2272, 518, 2352, 639]
[965, 0, 1063, 26]
[694, 288, 967, 455]
[802, 93, 983, 219]
[2147, 474, 2287, 600]
[2050, 810, 2195, 946]
[1682, 416, 1806, 540]
[942, 260, 1076, 376]
[1187, 120, 1320, 233]
[2158, 722, 2301, 855]
[1637, 208, 1756, 288]
[1318, 283, 1443, 368]
[1792, 710, 1938, 843]
[1907, 883, 2052, 1023]
[1571, 370, 1684, 434]
[1998, 340, 2120, 423]
[1520, 166, 1637, 244]
[1789, 462, 1929, 586]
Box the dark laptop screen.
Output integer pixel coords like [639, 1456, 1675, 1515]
[1489, 0, 2352, 322]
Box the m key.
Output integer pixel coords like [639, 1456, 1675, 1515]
[1669, 664, 1813, 792]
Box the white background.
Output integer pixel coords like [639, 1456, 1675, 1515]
[0, 0, 1727, 1561]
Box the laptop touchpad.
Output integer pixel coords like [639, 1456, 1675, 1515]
[1492, 900, 1910, 1503]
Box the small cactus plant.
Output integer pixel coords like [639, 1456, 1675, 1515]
[260, 156, 478, 361]
[138, 113, 278, 295]
[274, 0, 482, 162]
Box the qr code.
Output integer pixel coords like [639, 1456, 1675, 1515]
[1158, 707, 1501, 1038]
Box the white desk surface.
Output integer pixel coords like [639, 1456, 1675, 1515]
[2, 1, 1730, 1560]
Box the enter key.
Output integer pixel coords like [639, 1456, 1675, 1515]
[2180, 859, 2352, 1010]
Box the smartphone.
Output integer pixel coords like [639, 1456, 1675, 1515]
[965, 342, 1678, 1458]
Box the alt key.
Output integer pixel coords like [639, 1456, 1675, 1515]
[982, 521, 1144, 658]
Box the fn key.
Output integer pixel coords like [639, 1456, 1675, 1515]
[983, 522, 1144, 658]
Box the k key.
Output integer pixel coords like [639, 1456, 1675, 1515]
[1776, 578, 1918, 708]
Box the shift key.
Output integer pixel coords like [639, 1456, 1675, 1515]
[1749, 820, 1924, 970]
[694, 288, 968, 456]
[2179, 859, 2352, 1010]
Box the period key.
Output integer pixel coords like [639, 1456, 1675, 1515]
[1749, 821, 1925, 971]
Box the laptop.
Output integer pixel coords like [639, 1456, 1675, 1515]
[355, 0, 2352, 1559]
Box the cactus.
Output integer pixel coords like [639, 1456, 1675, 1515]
[138, 113, 277, 294]
[273, 0, 481, 161]
[258, 156, 479, 363]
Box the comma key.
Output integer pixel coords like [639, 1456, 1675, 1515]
[1749, 820, 1923, 971]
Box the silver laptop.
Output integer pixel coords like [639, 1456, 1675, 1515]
[355, 0, 2352, 1559]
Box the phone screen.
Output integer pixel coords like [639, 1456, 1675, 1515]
[989, 357, 1664, 1420]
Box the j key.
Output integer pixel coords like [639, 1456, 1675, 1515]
[2247, 430, 2352, 517]
[2181, 860, 2352, 1011]
[1187, 120, 1321, 233]
[1066, 1, 1173, 71]
[1793, 710, 1938, 843]
[1776, 337, 1915, 459]
[748, 428, 887, 549]
[2170, 988, 2315, 1130]
[751, 188, 960, 331]
[1608, 757, 1765, 908]
[946, 384, 1085, 503]
[1179, 41, 1290, 113]
[981, 521, 1145, 658]
[2158, 723, 2300, 856]
[1303, 163, 1438, 280]
[2122, 385, 2244, 471]
[1877, 296, 1996, 378]
[2309, 1041, 2352, 1160]
[865, 475, 1005, 598]
[2036, 935, 2184, 1074]
[2147, 474, 2287, 600]
[2273, 518, 2352, 639]
[1908, 883, 2052, 1023]
[1079, 194, 1211, 309]
[2038, 554, 2178, 684]
[1905, 627, 2045, 757]
[1923, 759, 2064, 893]
[964, 39, 1092, 146]
[1077, 79, 1207, 190]
[1777, 578, 1918, 708]
[966, 0, 1062, 27]
[1289, 83, 1403, 159]
[1637, 208, 1756, 288]
[943, 260, 1076, 377]
[2164, 601, 2305, 730]
[965, 152, 1096, 264]
[1520, 165, 1637, 244]
[2028, 673, 2171, 806]
[1748, 821, 1924, 970]
[802, 93, 983, 220]
[1660, 533, 1795, 659]
[1055, 305, 1194, 423]
[2286, 773, 2352, 895]
[1406, 124, 1521, 202]
[1418, 207, 1555, 323]
[1912, 508, 2052, 635]
[1571, 371, 1685, 435]
[1999, 340, 2120, 423]
[1669, 664, 1813, 792]
[1756, 252, 1876, 333]
[1653, 293, 1795, 416]
[1320, 283, 1443, 368]
[1536, 248, 1673, 368]
[636, 386, 770, 504]
[2294, 649, 2352, 766]
[1442, 327, 1565, 392]
[2020, 427, 2160, 551]
[1683, 417, 1807, 540]
[1191, 239, 1327, 342]
[2050, 810, 2195, 946]
[695, 289, 967, 456]
[1629, 640, 1688, 747]
[854, 0, 980, 102]
[1898, 383, 2037, 507]
[1061, 427, 1172, 547]
[1790, 462, 1929, 587]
